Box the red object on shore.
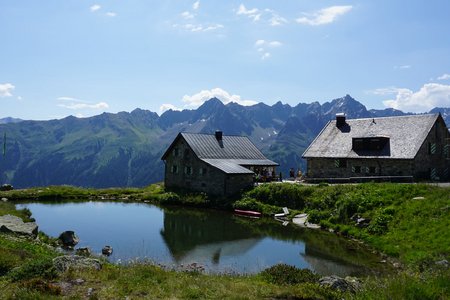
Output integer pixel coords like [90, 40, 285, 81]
[234, 209, 262, 218]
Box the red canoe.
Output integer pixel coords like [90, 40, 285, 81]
[234, 209, 262, 218]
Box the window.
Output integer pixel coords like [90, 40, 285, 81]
[335, 159, 347, 168]
[444, 144, 450, 158]
[352, 166, 361, 173]
[352, 136, 389, 151]
[428, 142, 436, 155]
[171, 165, 178, 174]
[199, 167, 207, 175]
[369, 166, 376, 174]
[173, 148, 179, 157]
[184, 166, 193, 175]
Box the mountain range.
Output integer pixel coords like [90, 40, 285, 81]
[1, 95, 449, 188]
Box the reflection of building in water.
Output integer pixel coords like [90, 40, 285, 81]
[160, 208, 262, 263]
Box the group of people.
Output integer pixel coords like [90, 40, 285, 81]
[253, 167, 303, 183]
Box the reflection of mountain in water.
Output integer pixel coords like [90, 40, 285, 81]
[160, 208, 262, 263]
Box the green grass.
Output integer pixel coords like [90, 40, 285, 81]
[1, 183, 449, 299]
[236, 183, 450, 267]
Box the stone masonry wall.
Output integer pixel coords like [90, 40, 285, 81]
[164, 137, 254, 196]
[413, 116, 450, 180]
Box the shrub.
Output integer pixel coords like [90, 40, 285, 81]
[367, 211, 393, 235]
[307, 209, 330, 224]
[9, 258, 57, 282]
[260, 264, 320, 285]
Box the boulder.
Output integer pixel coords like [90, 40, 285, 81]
[435, 259, 449, 268]
[1, 197, 7, 202]
[0, 214, 38, 237]
[53, 255, 102, 273]
[75, 247, 91, 257]
[58, 231, 79, 248]
[319, 275, 361, 293]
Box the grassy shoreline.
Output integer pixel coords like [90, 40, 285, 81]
[1, 183, 449, 299]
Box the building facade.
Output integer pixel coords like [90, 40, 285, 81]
[302, 114, 450, 182]
[161, 131, 278, 196]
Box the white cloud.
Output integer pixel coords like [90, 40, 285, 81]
[296, 5, 352, 26]
[105, 12, 117, 17]
[160, 104, 181, 114]
[193, 1, 200, 10]
[90, 4, 101, 12]
[182, 88, 257, 108]
[437, 73, 450, 81]
[382, 83, 450, 112]
[254, 40, 282, 60]
[269, 14, 288, 26]
[181, 11, 194, 19]
[0, 83, 15, 97]
[395, 65, 411, 69]
[181, 23, 223, 32]
[261, 52, 271, 60]
[57, 96, 109, 110]
[237, 4, 261, 22]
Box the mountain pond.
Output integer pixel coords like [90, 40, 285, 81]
[16, 201, 387, 276]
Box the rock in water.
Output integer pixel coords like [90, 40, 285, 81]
[0, 214, 38, 237]
[58, 231, 79, 248]
[53, 255, 102, 273]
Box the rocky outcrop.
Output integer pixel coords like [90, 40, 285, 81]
[53, 255, 102, 273]
[319, 275, 361, 293]
[58, 231, 79, 248]
[75, 247, 91, 257]
[0, 214, 38, 237]
[101, 245, 113, 256]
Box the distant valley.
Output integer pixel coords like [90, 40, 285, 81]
[1, 95, 449, 188]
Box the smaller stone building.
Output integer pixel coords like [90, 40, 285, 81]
[161, 131, 278, 196]
[302, 113, 450, 182]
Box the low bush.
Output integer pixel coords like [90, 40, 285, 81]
[9, 258, 57, 282]
[260, 264, 320, 285]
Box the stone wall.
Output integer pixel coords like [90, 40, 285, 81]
[413, 116, 450, 180]
[306, 157, 414, 179]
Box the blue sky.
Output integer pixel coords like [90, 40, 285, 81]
[1, 1, 450, 120]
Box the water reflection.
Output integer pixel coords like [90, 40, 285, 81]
[16, 201, 386, 275]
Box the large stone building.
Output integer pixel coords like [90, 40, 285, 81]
[302, 113, 450, 182]
[161, 131, 278, 196]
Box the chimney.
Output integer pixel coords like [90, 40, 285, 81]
[336, 113, 346, 127]
[215, 130, 223, 141]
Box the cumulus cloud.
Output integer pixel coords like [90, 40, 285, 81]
[237, 4, 261, 22]
[394, 65, 411, 69]
[296, 5, 352, 26]
[105, 12, 117, 17]
[182, 88, 257, 108]
[57, 96, 109, 110]
[437, 73, 450, 81]
[90, 4, 101, 12]
[193, 1, 200, 10]
[381, 83, 450, 112]
[0, 83, 15, 97]
[160, 103, 182, 114]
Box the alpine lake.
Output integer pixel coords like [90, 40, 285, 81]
[16, 201, 388, 276]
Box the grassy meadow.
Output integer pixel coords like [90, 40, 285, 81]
[0, 182, 449, 299]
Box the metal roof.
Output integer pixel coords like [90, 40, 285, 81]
[302, 114, 440, 159]
[162, 132, 278, 174]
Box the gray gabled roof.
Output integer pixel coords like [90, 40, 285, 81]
[162, 132, 278, 174]
[302, 114, 440, 159]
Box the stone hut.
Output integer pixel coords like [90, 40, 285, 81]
[161, 131, 278, 196]
[302, 113, 450, 182]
